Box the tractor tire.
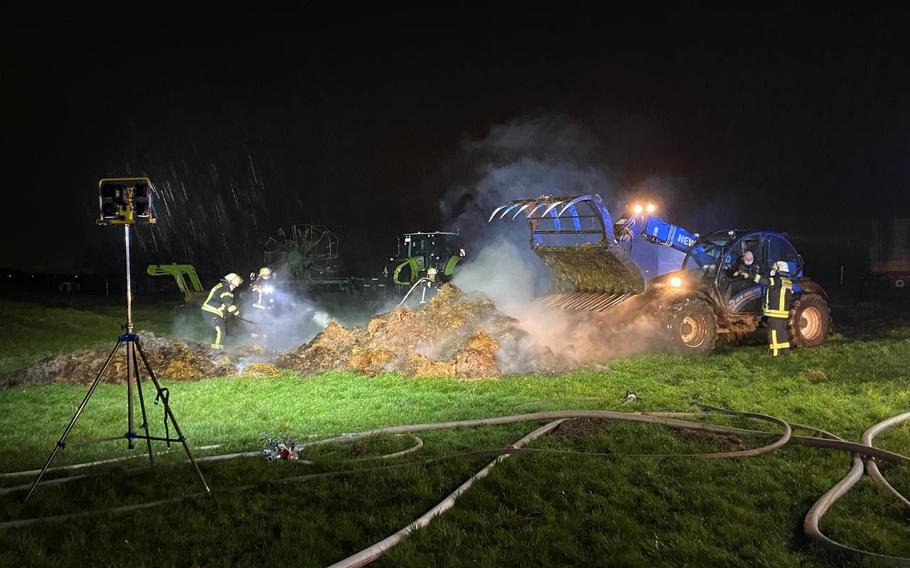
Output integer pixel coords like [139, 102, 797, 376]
[789, 293, 830, 348]
[666, 299, 717, 355]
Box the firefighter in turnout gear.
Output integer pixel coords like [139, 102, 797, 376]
[250, 267, 275, 312]
[753, 261, 793, 357]
[419, 267, 440, 304]
[202, 273, 243, 350]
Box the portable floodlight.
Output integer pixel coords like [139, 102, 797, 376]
[24, 176, 209, 504]
[97, 177, 157, 225]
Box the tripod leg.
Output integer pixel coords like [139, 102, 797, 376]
[130, 344, 155, 465]
[126, 342, 136, 449]
[24, 340, 123, 503]
[135, 340, 211, 495]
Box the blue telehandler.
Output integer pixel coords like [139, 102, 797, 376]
[489, 194, 830, 354]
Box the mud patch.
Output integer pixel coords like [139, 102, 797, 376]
[552, 418, 616, 441]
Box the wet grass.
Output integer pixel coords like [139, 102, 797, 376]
[0, 300, 908, 566]
[0, 298, 178, 374]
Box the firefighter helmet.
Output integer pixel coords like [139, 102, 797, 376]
[773, 261, 790, 274]
[224, 273, 244, 289]
[258, 267, 272, 280]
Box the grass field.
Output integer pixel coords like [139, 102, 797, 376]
[0, 298, 908, 567]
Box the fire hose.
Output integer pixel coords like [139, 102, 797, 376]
[0, 408, 906, 566]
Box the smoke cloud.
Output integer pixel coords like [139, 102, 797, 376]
[448, 114, 666, 366]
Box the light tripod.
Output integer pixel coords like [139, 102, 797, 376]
[25, 224, 210, 501]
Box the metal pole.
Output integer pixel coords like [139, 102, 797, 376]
[125, 225, 135, 449]
[125, 225, 133, 331]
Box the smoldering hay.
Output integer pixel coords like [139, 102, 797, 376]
[278, 284, 572, 378]
[3, 285, 611, 387]
[0, 333, 282, 388]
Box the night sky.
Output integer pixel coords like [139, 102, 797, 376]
[3, 8, 908, 283]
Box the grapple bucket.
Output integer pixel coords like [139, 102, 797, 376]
[489, 195, 644, 311]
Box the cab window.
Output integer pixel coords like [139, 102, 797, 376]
[721, 236, 761, 272]
[765, 235, 800, 274]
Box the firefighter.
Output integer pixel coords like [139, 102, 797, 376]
[753, 261, 792, 357]
[250, 267, 275, 312]
[419, 267, 440, 304]
[201, 273, 243, 350]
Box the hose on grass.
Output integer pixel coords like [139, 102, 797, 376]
[863, 413, 910, 508]
[0, 445, 224, 496]
[0, 406, 788, 530]
[0, 444, 224, 479]
[803, 412, 910, 566]
[327, 419, 566, 568]
[328, 406, 793, 568]
[1, 407, 907, 566]
[0, 435, 423, 496]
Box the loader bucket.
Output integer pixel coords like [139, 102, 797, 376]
[489, 195, 645, 309]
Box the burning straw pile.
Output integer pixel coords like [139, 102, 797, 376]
[2, 285, 570, 387]
[1, 333, 244, 388]
[278, 284, 569, 378]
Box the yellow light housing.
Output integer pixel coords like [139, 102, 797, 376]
[631, 203, 644, 215]
[669, 276, 683, 288]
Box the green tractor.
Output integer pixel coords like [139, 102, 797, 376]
[388, 231, 465, 290]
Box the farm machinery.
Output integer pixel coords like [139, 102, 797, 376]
[388, 231, 465, 290]
[489, 194, 830, 354]
[262, 224, 353, 292]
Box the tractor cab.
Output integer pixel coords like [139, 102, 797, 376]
[682, 230, 804, 315]
[389, 231, 465, 288]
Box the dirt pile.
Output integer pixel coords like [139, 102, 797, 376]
[2, 333, 240, 388]
[278, 284, 570, 378]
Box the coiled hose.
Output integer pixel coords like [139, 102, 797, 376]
[1, 408, 906, 566]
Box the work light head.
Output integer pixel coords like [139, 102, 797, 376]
[97, 177, 156, 226]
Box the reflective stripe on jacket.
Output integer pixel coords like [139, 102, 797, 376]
[754, 273, 792, 318]
[201, 281, 239, 318]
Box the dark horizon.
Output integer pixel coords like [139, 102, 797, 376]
[3, 9, 908, 283]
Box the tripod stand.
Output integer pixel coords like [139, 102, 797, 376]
[25, 225, 210, 502]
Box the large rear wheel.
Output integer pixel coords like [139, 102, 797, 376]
[789, 293, 830, 348]
[666, 300, 717, 355]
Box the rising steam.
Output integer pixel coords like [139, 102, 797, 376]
[448, 115, 665, 365]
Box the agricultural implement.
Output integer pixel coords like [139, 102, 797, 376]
[388, 231, 465, 289]
[263, 224, 353, 292]
[490, 194, 830, 354]
[147, 264, 205, 303]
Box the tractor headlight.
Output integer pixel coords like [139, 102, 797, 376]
[669, 276, 683, 288]
[631, 203, 644, 215]
[646, 202, 656, 213]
